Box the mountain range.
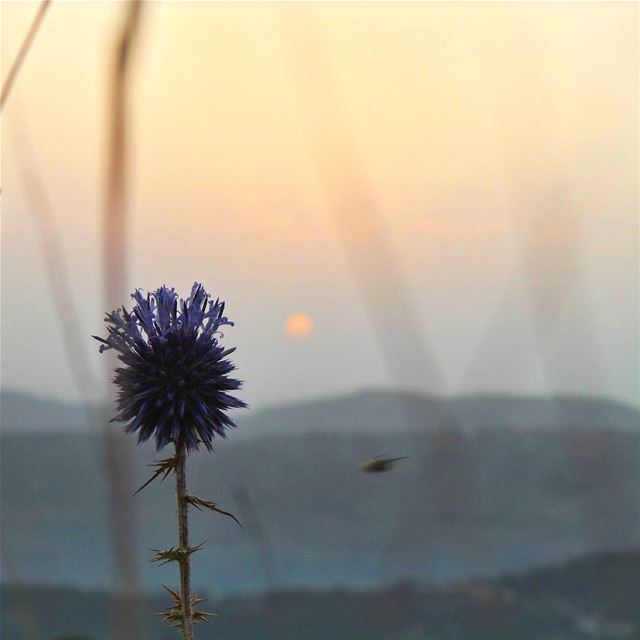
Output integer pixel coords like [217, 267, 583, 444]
[2, 387, 639, 433]
[3, 548, 639, 640]
[1, 389, 639, 593]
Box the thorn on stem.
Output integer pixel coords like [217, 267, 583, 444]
[159, 585, 216, 629]
[151, 543, 204, 566]
[185, 494, 243, 528]
[134, 456, 176, 495]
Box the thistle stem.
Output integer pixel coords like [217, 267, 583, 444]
[175, 442, 194, 640]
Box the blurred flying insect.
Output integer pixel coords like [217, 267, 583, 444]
[361, 456, 409, 473]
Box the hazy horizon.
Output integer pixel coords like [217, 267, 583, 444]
[2, 383, 640, 412]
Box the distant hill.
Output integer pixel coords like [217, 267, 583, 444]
[248, 389, 640, 433]
[2, 387, 638, 433]
[2, 548, 638, 640]
[2, 390, 638, 592]
[1, 390, 92, 432]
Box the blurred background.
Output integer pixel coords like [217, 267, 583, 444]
[1, 2, 638, 639]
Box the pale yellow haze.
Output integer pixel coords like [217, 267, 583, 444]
[3, 2, 636, 265]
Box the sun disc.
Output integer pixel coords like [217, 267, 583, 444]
[284, 313, 314, 339]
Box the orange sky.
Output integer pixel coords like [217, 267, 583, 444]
[2, 1, 638, 407]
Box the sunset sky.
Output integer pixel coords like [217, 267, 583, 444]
[2, 1, 638, 408]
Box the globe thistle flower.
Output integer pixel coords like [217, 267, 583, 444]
[95, 282, 247, 452]
[95, 283, 247, 639]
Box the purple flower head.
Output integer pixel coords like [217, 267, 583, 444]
[95, 283, 247, 452]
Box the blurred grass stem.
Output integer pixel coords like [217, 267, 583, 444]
[103, 1, 144, 638]
[0, 0, 51, 111]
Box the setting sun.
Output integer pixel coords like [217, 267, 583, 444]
[284, 313, 314, 339]
[1, 2, 637, 636]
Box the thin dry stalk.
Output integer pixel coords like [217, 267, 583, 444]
[234, 485, 278, 591]
[102, 2, 145, 639]
[175, 443, 195, 640]
[0, 538, 41, 640]
[11, 121, 100, 403]
[1, 0, 51, 110]
[272, 5, 446, 404]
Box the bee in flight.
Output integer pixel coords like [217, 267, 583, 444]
[361, 456, 409, 473]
